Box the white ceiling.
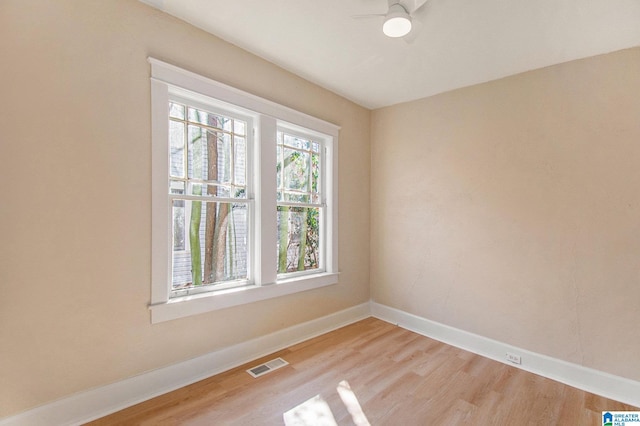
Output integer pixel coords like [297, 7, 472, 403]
[140, 0, 640, 109]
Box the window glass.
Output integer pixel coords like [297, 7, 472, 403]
[171, 201, 248, 293]
[276, 131, 322, 275]
[169, 102, 249, 296]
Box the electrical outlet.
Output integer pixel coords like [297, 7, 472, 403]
[506, 352, 522, 364]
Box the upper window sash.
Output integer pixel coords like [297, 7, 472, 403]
[276, 128, 324, 208]
[168, 95, 252, 196]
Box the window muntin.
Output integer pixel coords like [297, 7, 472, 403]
[169, 100, 251, 296]
[276, 130, 323, 276]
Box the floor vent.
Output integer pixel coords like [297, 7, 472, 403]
[247, 357, 289, 378]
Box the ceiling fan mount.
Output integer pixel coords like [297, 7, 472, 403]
[352, 0, 430, 40]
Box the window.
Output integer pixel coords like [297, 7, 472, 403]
[150, 58, 339, 323]
[277, 130, 323, 276]
[168, 100, 251, 297]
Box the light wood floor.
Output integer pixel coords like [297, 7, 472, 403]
[89, 318, 637, 425]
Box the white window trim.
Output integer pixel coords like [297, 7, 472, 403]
[149, 58, 340, 323]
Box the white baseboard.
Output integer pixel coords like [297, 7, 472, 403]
[0, 302, 371, 426]
[371, 301, 640, 408]
[4, 300, 638, 425]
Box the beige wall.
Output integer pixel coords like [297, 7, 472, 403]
[371, 47, 640, 382]
[0, 0, 370, 418]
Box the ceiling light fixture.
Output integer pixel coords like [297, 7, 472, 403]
[382, 4, 412, 38]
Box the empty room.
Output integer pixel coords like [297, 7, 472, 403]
[1, 0, 640, 424]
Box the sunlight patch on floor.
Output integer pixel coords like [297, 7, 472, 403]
[283, 394, 337, 426]
[337, 380, 370, 426]
[283, 380, 370, 426]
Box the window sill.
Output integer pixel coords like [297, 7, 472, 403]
[149, 272, 339, 323]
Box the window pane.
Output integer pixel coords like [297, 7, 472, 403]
[234, 136, 246, 186]
[233, 186, 246, 199]
[277, 206, 320, 274]
[277, 146, 283, 191]
[283, 134, 310, 150]
[169, 120, 185, 178]
[311, 153, 320, 194]
[187, 126, 231, 183]
[172, 201, 248, 290]
[218, 132, 232, 183]
[188, 107, 233, 132]
[173, 200, 185, 251]
[188, 183, 231, 198]
[170, 180, 184, 194]
[169, 102, 185, 119]
[234, 120, 246, 136]
[283, 148, 309, 192]
[187, 125, 204, 180]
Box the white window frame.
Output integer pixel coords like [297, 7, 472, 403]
[149, 58, 339, 323]
[166, 94, 255, 297]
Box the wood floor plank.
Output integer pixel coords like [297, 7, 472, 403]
[88, 318, 637, 425]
